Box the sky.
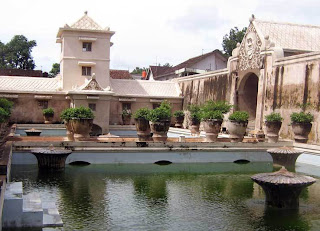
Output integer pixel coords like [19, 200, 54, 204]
[1, 0, 320, 72]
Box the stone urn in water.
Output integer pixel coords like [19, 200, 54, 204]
[60, 106, 94, 141]
[173, 110, 185, 128]
[290, 112, 313, 143]
[227, 111, 249, 142]
[148, 101, 172, 142]
[265, 112, 283, 143]
[187, 104, 201, 135]
[203, 119, 223, 142]
[134, 108, 151, 141]
[43, 108, 54, 124]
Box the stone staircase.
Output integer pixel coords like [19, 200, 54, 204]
[2, 182, 63, 229]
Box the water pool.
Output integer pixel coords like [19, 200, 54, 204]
[8, 162, 320, 231]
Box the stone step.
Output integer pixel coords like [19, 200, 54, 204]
[42, 201, 63, 228]
[22, 192, 43, 227]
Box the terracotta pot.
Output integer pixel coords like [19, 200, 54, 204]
[70, 118, 93, 141]
[292, 122, 312, 143]
[150, 120, 170, 142]
[265, 121, 282, 143]
[203, 119, 222, 142]
[64, 120, 74, 141]
[122, 115, 131, 125]
[190, 118, 200, 135]
[227, 120, 248, 142]
[135, 118, 151, 141]
[174, 116, 184, 128]
[44, 114, 54, 124]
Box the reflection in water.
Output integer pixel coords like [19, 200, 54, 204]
[9, 163, 320, 231]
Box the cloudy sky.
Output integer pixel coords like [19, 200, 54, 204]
[0, 0, 319, 72]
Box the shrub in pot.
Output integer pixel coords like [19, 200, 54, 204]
[265, 112, 283, 143]
[290, 112, 313, 143]
[227, 111, 249, 142]
[60, 108, 75, 141]
[173, 110, 185, 128]
[148, 101, 171, 142]
[201, 110, 224, 142]
[43, 108, 54, 124]
[122, 108, 132, 125]
[187, 104, 201, 135]
[134, 107, 151, 141]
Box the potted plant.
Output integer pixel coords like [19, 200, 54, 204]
[61, 106, 94, 141]
[227, 111, 249, 142]
[60, 108, 74, 141]
[265, 112, 283, 143]
[122, 108, 132, 125]
[173, 110, 184, 128]
[187, 104, 201, 135]
[148, 101, 171, 142]
[43, 107, 54, 124]
[134, 107, 151, 141]
[290, 111, 313, 143]
[200, 101, 232, 142]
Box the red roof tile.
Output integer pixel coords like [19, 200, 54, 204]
[110, 69, 132, 79]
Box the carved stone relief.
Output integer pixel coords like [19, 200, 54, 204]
[238, 24, 262, 71]
[82, 79, 104, 91]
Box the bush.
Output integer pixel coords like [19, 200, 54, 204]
[290, 112, 313, 123]
[0, 107, 10, 123]
[187, 104, 201, 122]
[148, 101, 172, 122]
[202, 100, 232, 114]
[122, 108, 132, 116]
[60, 107, 94, 121]
[133, 108, 150, 120]
[0, 98, 13, 114]
[173, 110, 184, 118]
[265, 112, 283, 122]
[43, 108, 54, 116]
[229, 111, 249, 122]
[201, 110, 224, 120]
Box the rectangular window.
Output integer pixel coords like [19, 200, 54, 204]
[153, 103, 160, 109]
[38, 100, 48, 109]
[89, 103, 96, 111]
[82, 66, 91, 76]
[122, 103, 131, 110]
[82, 42, 92, 52]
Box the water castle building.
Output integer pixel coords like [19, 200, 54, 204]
[0, 13, 319, 143]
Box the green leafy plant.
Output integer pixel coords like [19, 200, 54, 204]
[187, 104, 201, 122]
[201, 110, 224, 120]
[133, 108, 150, 120]
[148, 101, 172, 122]
[265, 112, 283, 122]
[229, 111, 249, 122]
[42, 107, 54, 116]
[122, 108, 132, 117]
[290, 112, 313, 123]
[202, 100, 233, 114]
[0, 98, 13, 114]
[60, 106, 94, 121]
[173, 110, 184, 118]
[0, 107, 10, 123]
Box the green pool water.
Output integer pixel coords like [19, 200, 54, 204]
[9, 162, 320, 231]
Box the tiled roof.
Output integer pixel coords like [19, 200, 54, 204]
[111, 79, 181, 98]
[70, 12, 105, 31]
[149, 66, 174, 79]
[110, 69, 132, 79]
[0, 76, 60, 93]
[254, 19, 320, 51]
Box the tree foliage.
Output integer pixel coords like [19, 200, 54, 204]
[222, 27, 247, 57]
[131, 67, 146, 74]
[1, 35, 37, 69]
[49, 63, 60, 77]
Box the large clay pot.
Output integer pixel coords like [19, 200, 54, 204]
[292, 122, 312, 143]
[227, 120, 248, 142]
[44, 114, 54, 124]
[64, 120, 74, 141]
[135, 118, 151, 141]
[150, 120, 170, 142]
[70, 118, 93, 141]
[174, 116, 184, 128]
[265, 121, 282, 143]
[190, 118, 200, 135]
[203, 119, 222, 142]
[122, 115, 131, 125]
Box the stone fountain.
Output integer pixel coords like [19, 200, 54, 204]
[31, 144, 72, 170]
[267, 147, 303, 168]
[251, 166, 316, 209]
[24, 128, 42, 136]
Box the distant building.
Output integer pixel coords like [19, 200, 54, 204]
[145, 50, 227, 81]
[110, 69, 132, 79]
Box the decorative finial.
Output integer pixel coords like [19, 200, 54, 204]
[92, 73, 96, 80]
[84, 11, 88, 15]
[265, 35, 269, 40]
[249, 14, 255, 23]
[236, 42, 241, 47]
[49, 144, 55, 151]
